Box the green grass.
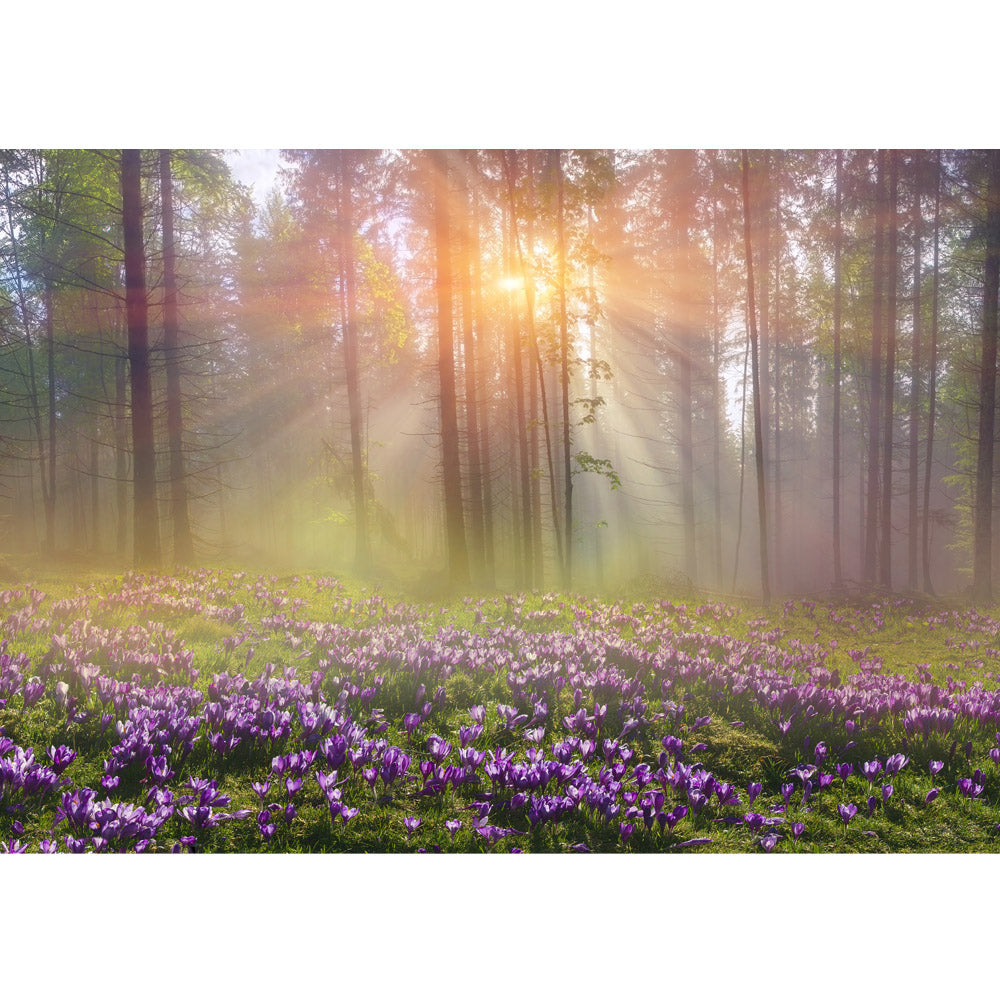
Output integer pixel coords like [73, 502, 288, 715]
[4, 565, 1000, 853]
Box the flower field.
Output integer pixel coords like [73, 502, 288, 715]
[4, 568, 1000, 855]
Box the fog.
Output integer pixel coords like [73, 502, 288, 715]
[0, 149, 990, 600]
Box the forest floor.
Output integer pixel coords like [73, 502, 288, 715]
[3, 562, 1000, 854]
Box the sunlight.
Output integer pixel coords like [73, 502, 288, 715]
[498, 274, 524, 292]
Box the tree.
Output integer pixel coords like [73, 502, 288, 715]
[554, 149, 574, 588]
[832, 149, 844, 588]
[742, 150, 771, 604]
[122, 149, 159, 568]
[972, 149, 1000, 603]
[337, 150, 372, 573]
[864, 150, 886, 586]
[878, 150, 899, 589]
[431, 150, 470, 586]
[160, 149, 194, 564]
[922, 151, 942, 595]
[456, 152, 486, 583]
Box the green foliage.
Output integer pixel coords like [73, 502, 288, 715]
[573, 450, 621, 490]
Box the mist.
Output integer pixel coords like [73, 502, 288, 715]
[0, 149, 992, 600]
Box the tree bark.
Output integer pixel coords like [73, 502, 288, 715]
[337, 150, 371, 573]
[972, 149, 1000, 603]
[44, 280, 56, 550]
[741, 150, 771, 604]
[501, 159, 533, 587]
[469, 162, 496, 585]
[114, 352, 129, 555]
[673, 150, 698, 587]
[431, 150, 470, 587]
[458, 153, 486, 582]
[864, 150, 886, 585]
[922, 151, 942, 595]
[907, 154, 923, 590]
[832, 150, 844, 588]
[554, 149, 574, 588]
[159, 150, 195, 565]
[122, 149, 159, 568]
[710, 179, 724, 588]
[879, 150, 898, 589]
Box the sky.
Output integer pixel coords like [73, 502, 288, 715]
[225, 149, 282, 201]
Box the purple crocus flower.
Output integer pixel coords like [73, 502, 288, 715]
[759, 833, 782, 853]
[459, 724, 483, 748]
[791, 822, 805, 842]
[867, 795, 878, 817]
[861, 760, 882, 787]
[882, 784, 893, 805]
[47, 744, 77, 775]
[884, 753, 909, 778]
[801, 780, 813, 807]
[664, 806, 688, 832]
[781, 783, 794, 806]
[404, 815, 421, 837]
[793, 764, 816, 786]
[924, 788, 940, 805]
[837, 802, 858, 833]
[22, 680, 45, 708]
[929, 760, 944, 776]
[836, 762, 853, 787]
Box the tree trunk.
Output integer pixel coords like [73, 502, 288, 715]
[710, 184, 724, 588]
[864, 150, 886, 585]
[431, 150, 470, 587]
[1, 158, 49, 555]
[741, 150, 771, 604]
[879, 150, 898, 589]
[555, 149, 574, 589]
[159, 150, 195, 565]
[772, 169, 782, 591]
[922, 152, 942, 595]
[90, 433, 99, 553]
[832, 150, 844, 588]
[502, 162, 533, 587]
[337, 150, 371, 573]
[908, 154, 923, 590]
[972, 149, 1000, 604]
[758, 151, 771, 535]
[114, 352, 129, 555]
[458, 153, 486, 582]
[469, 164, 495, 585]
[121, 149, 159, 568]
[44, 280, 57, 551]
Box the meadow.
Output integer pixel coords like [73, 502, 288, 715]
[4, 565, 1000, 855]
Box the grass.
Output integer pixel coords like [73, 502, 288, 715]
[3, 564, 1000, 854]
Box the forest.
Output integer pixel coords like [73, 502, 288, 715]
[3, 149, 1000, 602]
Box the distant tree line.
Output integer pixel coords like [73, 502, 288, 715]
[1, 149, 999, 601]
